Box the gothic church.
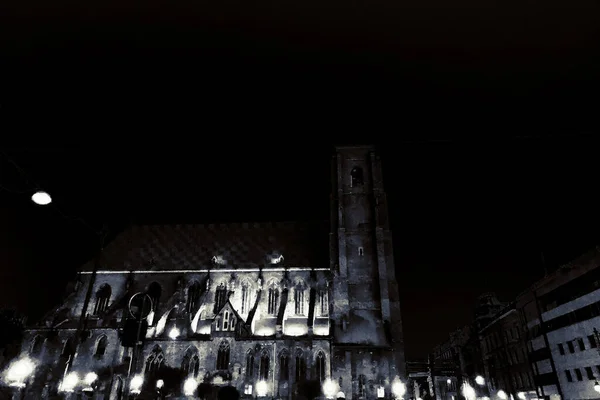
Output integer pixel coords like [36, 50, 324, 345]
[17, 146, 405, 399]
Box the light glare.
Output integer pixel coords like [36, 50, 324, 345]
[31, 191, 52, 205]
[184, 377, 198, 396]
[498, 390, 508, 399]
[391, 377, 406, 398]
[475, 376, 485, 386]
[256, 380, 268, 397]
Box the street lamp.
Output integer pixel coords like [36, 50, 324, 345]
[60, 372, 79, 393]
[5, 358, 36, 388]
[31, 190, 52, 205]
[169, 327, 180, 339]
[391, 377, 406, 399]
[462, 383, 476, 400]
[475, 376, 485, 386]
[183, 377, 198, 396]
[594, 381, 600, 393]
[323, 378, 339, 399]
[497, 390, 508, 400]
[517, 392, 526, 400]
[256, 380, 268, 397]
[130, 375, 144, 395]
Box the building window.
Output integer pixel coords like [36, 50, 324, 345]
[241, 282, 251, 314]
[30, 335, 43, 356]
[578, 338, 586, 351]
[246, 350, 255, 378]
[182, 348, 200, 377]
[589, 335, 598, 348]
[230, 317, 236, 331]
[96, 335, 108, 356]
[294, 285, 305, 315]
[567, 341, 575, 353]
[216, 341, 230, 370]
[260, 350, 270, 380]
[351, 167, 364, 187]
[318, 290, 328, 316]
[187, 282, 201, 313]
[223, 311, 230, 330]
[147, 282, 162, 312]
[358, 247, 364, 256]
[268, 287, 279, 316]
[586, 367, 595, 380]
[214, 283, 228, 313]
[358, 375, 366, 397]
[280, 350, 290, 381]
[574, 368, 583, 381]
[315, 351, 326, 382]
[295, 349, 306, 382]
[145, 346, 164, 374]
[94, 284, 112, 315]
[215, 316, 221, 331]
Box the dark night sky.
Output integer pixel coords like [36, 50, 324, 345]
[1, 138, 599, 360]
[0, 0, 599, 359]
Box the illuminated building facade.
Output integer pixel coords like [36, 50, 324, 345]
[17, 146, 405, 399]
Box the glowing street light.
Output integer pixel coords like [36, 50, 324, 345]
[517, 392, 526, 400]
[156, 379, 165, 389]
[169, 327, 180, 339]
[6, 358, 35, 388]
[462, 383, 476, 400]
[130, 375, 144, 394]
[183, 377, 198, 396]
[447, 379, 452, 385]
[497, 390, 508, 399]
[595, 381, 600, 393]
[31, 191, 52, 206]
[475, 376, 485, 386]
[256, 380, 268, 397]
[391, 377, 406, 399]
[60, 372, 79, 393]
[85, 372, 98, 385]
[323, 378, 339, 399]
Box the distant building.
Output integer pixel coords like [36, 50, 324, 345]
[479, 303, 536, 400]
[516, 246, 600, 400]
[13, 146, 406, 400]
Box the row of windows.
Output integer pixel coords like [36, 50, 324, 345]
[145, 343, 327, 382]
[564, 365, 600, 382]
[557, 335, 598, 355]
[539, 265, 600, 312]
[543, 300, 600, 333]
[483, 326, 522, 354]
[30, 335, 108, 358]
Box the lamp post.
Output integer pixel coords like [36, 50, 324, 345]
[323, 378, 339, 399]
[391, 377, 406, 400]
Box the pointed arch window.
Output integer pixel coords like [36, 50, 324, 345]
[145, 346, 165, 374]
[182, 348, 200, 377]
[295, 349, 306, 382]
[279, 350, 290, 381]
[216, 341, 230, 370]
[315, 351, 326, 382]
[259, 350, 270, 380]
[94, 284, 112, 315]
[246, 349, 255, 378]
[351, 166, 364, 187]
[30, 335, 43, 356]
[147, 282, 162, 311]
[241, 282, 251, 314]
[294, 284, 305, 315]
[96, 335, 108, 356]
[187, 282, 201, 313]
[317, 290, 328, 316]
[223, 311, 230, 330]
[214, 283, 228, 313]
[268, 286, 279, 315]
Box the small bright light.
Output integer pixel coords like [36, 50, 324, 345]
[377, 386, 385, 398]
[256, 380, 268, 397]
[6, 358, 36, 385]
[169, 327, 180, 339]
[60, 372, 79, 393]
[481, 397, 491, 400]
[323, 378, 339, 399]
[447, 379, 452, 385]
[85, 372, 98, 385]
[517, 392, 526, 400]
[417, 398, 423, 400]
[475, 376, 485, 386]
[498, 390, 508, 399]
[391, 377, 406, 398]
[245, 384, 253, 395]
[130, 375, 144, 394]
[336, 392, 346, 399]
[31, 191, 52, 205]
[184, 377, 198, 396]
[595, 381, 600, 393]
[156, 379, 164, 389]
[271, 255, 284, 264]
[462, 383, 476, 400]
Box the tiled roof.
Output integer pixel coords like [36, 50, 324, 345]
[81, 221, 329, 271]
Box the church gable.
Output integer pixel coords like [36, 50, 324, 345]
[213, 301, 243, 335]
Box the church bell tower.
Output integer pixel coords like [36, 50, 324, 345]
[329, 145, 406, 397]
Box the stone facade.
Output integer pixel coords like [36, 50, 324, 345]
[15, 146, 405, 400]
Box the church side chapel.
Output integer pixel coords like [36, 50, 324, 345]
[15, 146, 406, 400]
